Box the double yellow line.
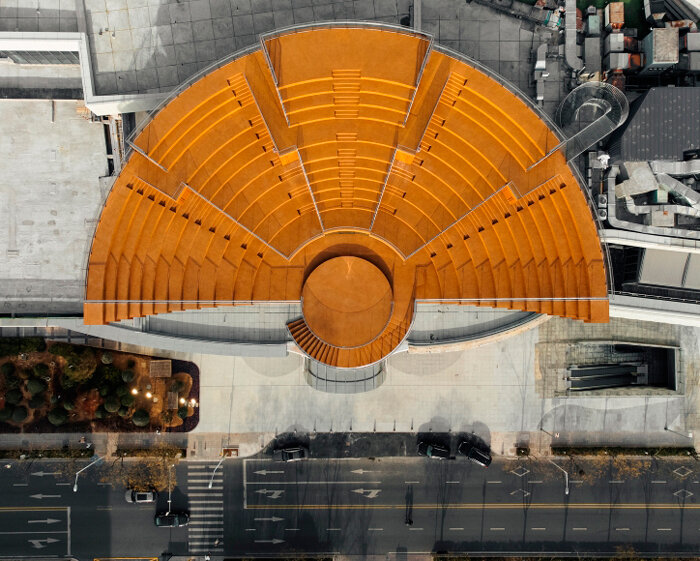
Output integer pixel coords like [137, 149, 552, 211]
[247, 502, 700, 510]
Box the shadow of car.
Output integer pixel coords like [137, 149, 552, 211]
[417, 441, 450, 459]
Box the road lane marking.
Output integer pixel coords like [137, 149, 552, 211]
[96, 506, 112, 511]
[446, 481, 460, 484]
[652, 481, 667, 484]
[13, 483, 28, 487]
[530, 481, 543, 484]
[449, 527, 464, 531]
[404, 481, 420, 484]
[368, 528, 383, 531]
[249, 481, 382, 485]
[490, 528, 505, 531]
[573, 528, 587, 531]
[532, 528, 546, 531]
[285, 528, 300, 531]
[409, 527, 424, 531]
[658, 528, 672, 531]
[0, 531, 67, 535]
[487, 481, 502, 484]
[55, 483, 71, 486]
[245, 502, 700, 510]
[244, 528, 256, 532]
[609, 481, 624, 484]
[616, 528, 630, 531]
[327, 528, 341, 531]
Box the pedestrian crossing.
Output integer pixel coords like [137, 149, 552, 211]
[187, 462, 224, 554]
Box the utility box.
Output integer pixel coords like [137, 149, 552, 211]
[605, 52, 643, 70]
[641, 27, 679, 74]
[586, 14, 601, 36]
[605, 32, 624, 54]
[605, 2, 625, 31]
[680, 32, 700, 52]
[678, 52, 700, 73]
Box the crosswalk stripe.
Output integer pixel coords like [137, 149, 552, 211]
[190, 514, 224, 519]
[188, 486, 223, 491]
[189, 540, 223, 545]
[189, 530, 223, 535]
[187, 478, 222, 483]
[190, 508, 224, 513]
[188, 492, 223, 497]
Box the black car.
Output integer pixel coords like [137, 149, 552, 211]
[417, 441, 450, 459]
[458, 441, 492, 467]
[154, 511, 189, 527]
[273, 446, 309, 462]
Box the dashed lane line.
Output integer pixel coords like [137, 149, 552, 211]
[409, 528, 424, 531]
[609, 481, 624, 484]
[487, 481, 502, 484]
[446, 481, 460, 484]
[573, 528, 588, 531]
[652, 481, 667, 484]
[490, 528, 505, 531]
[327, 528, 341, 531]
[449, 528, 464, 531]
[658, 528, 673, 531]
[616, 528, 630, 531]
[405, 481, 420, 484]
[244, 529, 256, 532]
[368, 528, 383, 531]
[285, 528, 300, 531]
[532, 528, 546, 531]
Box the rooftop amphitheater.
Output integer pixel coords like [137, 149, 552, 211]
[84, 24, 610, 370]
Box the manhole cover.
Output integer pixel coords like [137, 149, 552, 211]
[673, 466, 692, 478]
[511, 466, 530, 477]
[673, 489, 693, 499]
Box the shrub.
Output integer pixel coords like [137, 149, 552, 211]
[99, 386, 109, 397]
[118, 406, 129, 417]
[170, 380, 185, 393]
[1, 362, 15, 376]
[26, 378, 47, 396]
[115, 385, 129, 397]
[177, 405, 189, 420]
[94, 406, 106, 419]
[120, 394, 135, 408]
[132, 409, 150, 427]
[0, 337, 45, 357]
[98, 364, 121, 384]
[51, 344, 97, 385]
[47, 408, 67, 426]
[33, 363, 49, 378]
[0, 407, 12, 422]
[29, 394, 45, 409]
[4, 373, 20, 390]
[50, 395, 58, 405]
[121, 369, 135, 383]
[100, 351, 114, 365]
[11, 406, 28, 423]
[5, 389, 23, 405]
[62, 399, 74, 411]
[104, 396, 120, 413]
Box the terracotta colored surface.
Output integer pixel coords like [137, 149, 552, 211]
[302, 257, 392, 348]
[84, 26, 609, 368]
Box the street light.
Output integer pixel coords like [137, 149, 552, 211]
[208, 456, 225, 489]
[73, 456, 103, 492]
[547, 458, 569, 495]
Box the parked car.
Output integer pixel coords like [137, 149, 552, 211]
[125, 489, 156, 503]
[154, 511, 189, 527]
[273, 446, 309, 462]
[417, 441, 450, 459]
[458, 440, 492, 467]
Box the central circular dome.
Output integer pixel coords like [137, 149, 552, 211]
[302, 257, 393, 348]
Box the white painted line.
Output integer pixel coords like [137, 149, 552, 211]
[404, 481, 420, 484]
[248, 481, 381, 485]
[0, 531, 67, 535]
[368, 528, 383, 531]
[532, 528, 546, 531]
[490, 528, 505, 531]
[573, 528, 587, 531]
[55, 483, 71, 486]
[616, 528, 630, 531]
[409, 527, 424, 531]
[609, 480, 624, 484]
[652, 480, 667, 484]
[97, 482, 112, 486]
[487, 481, 502, 484]
[243, 458, 248, 509]
[285, 528, 300, 531]
[189, 486, 223, 491]
[658, 528, 672, 531]
[570, 480, 583, 484]
[327, 528, 341, 531]
[189, 493, 223, 497]
[188, 479, 223, 484]
[189, 500, 224, 504]
[244, 528, 256, 532]
[96, 506, 112, 511]
[449, 527, 464, 531]
[446, 481, 460, 484]
[66, 506, 71, 556]
[12, 483, 28, 487]
[529, 481, 543, 484]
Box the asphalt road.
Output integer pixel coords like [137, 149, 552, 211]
[1, 454, 699, 559]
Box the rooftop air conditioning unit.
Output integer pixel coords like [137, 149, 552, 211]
[597, 193, 608, 208]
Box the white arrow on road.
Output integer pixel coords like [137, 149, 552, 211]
[254, 489, 284, 499]
[30, 494, 61, 500]
[351, 469, 376, 475]
[510, 489, 531, 497]
[29, 537, 60, 549]
[28, 518, 62, 525]
[31, 471, 59, 477]
[254, 516, 284, 522]
[254, 538, 284, 544]
[254, 470, 284, 475]
[352, 488, 381, 499]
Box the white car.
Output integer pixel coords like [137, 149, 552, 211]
[125, 490, 156, 503]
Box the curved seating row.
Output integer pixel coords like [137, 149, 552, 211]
[85, 26, 608, 352]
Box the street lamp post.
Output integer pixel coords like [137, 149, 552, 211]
[166, 463, 174, 515]
[208, 456, 226, 489]
[73, 456, 103, 492]
[547, 458, 569, 495]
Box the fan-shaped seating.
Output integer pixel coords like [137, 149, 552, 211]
[84, 25, 609, 368]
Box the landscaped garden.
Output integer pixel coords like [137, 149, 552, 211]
[0, 337, 199, 432]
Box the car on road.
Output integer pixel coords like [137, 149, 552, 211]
[273, 446, 309, 462]
[125, 489, 156, 503]
[417, 441, 450, 459]
[458, 440, 492, 467]
[154, 511, 189, 527]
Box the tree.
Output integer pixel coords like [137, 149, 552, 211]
[121, 369, 135, 383]
[5, 389, 23, 405]
[120, 394, 135, 408]
[51, 343, 97, 385]
[132, 409, 150, 427]
[33, 363, 49, 378]
[29, 394, 45, 409]
[177, 405, 189, 420]
[0, 407, 12, 422]
[11, 406, 28, 423]
[48, 408, 67, 426]
[26, 378, 47, 396]
[104, 396, 120, 413]
[1, 362, 15, 376]
[100, 351, 114, 365]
